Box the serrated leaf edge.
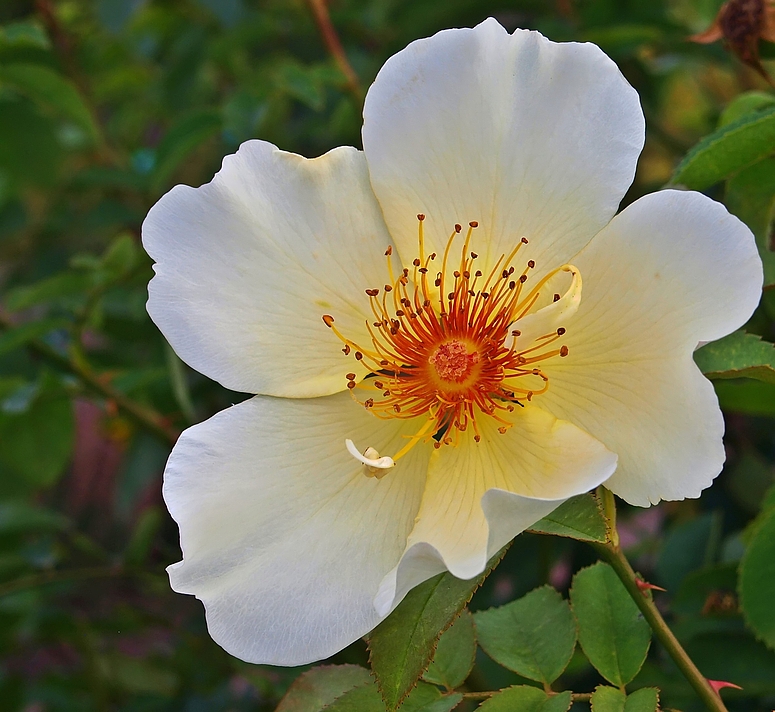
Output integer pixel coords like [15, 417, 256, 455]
[367, 545, 510, 711]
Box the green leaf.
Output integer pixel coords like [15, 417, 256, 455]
[151, 109, 222, 191]
[724, 157, 775, 288]
[324, 679, 460, 712]
[715, 379, 775, 416]
[683, 631, 775, 695]
[590, 686, 659, 712]
[477, 686, 572, 712]
[718, 91, 775, 128]
[670, 105, 775, 190]
[368, 547, 508, 711]
[275, 665, 372, 712]
[100, 233, 140, 279]
[672, 563, 738, 617]
[474, 585, 577, 685]
[527, 494, 607, 542]
[124, 507, 163, 566]
[656, 512, 721, 592]
[695, 331, 775, 384]
[0, 318, 69, 357]
[739, 508, 775, 650]
[275, 62, 328, 111]
[570, 562, 651, 686]
[6, 273, 95, 311]
[422, 609, 476, 689]
[0, 21, 51, 50]
[0, 63, 99, 143]
[0, 377, 74, 487]
[0, 502, 69, 535]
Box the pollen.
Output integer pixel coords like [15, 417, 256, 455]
[323, 216, 576, 464]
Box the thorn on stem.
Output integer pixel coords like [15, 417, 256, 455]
[707, 679, 743, 695]
[635, 577, 667, 595]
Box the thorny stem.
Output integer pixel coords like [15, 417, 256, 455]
[594, 486, 729, 712]
[304, 0, 363, 102]
[0, 314, 178, 446]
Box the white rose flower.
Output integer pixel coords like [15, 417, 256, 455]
[142, 19, 762, 666]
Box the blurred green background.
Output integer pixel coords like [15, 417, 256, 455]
[0, 0, 774, 710]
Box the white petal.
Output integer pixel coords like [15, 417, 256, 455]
[509, 265, 581, 348]
[374, 407, 616, 615]
[540, 190, 763, 506]
[164, 392, 429, 665]
[362, 18, 644, 277]
[143, 141, 394, 397]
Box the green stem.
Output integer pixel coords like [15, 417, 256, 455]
[0, 315, 178, 445]
[593, 490, 728, 712]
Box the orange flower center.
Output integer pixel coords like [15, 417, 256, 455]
[323, 216, 573, 456]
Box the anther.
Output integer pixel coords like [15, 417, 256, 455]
[355, 351, 363, 360]
[385, 246, 393, 256]
[347, 381, 356, 389]
[322, 315, 334, 327]
[469, 221, 478, 228]
[396, 309, 405, 316]
[413, 258, 421, 267]
[364, 398, 374, 408]
[509, 281, 516, 289]
[454, 270, 461, 278]
[471, 252, 478, 259]
[454, 224, 462, 233]
[557, 327, 566, 335]
[384, 285, 393, 292]
[519, 274, 527, 283]
[374, 381, 383, 389]
[502, 270, 509, 279]
[474, 435, 481, 443]
[365, 288, 379, 296]
[342, 345, 351, 355]
[498, 427, 508, 434]
[560, 345, 569, 357]
[417, 213, 425, 221]
[553, 293, 561, 302]
[512, 330, 521, 337]
[521, 237, 528, 244]
[527, 260, 535, 268]
[475, 270, 482, 277]
[346, 373, 356, 380]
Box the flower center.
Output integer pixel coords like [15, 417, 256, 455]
[428, 340, 480, 387]
[323, 215, 577, 465]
